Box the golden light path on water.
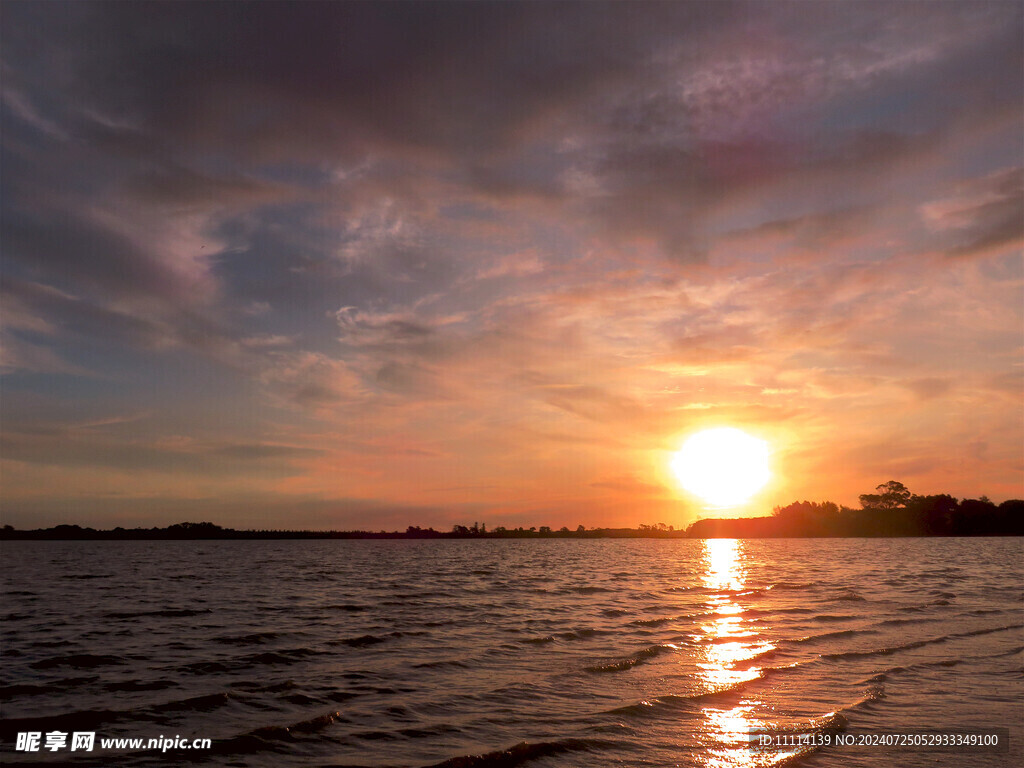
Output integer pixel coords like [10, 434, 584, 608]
[694, 539, 802, 768]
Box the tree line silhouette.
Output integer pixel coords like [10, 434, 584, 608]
[686, 481, 1023, 538]
[1, 482, 1020, 539]
[0, 521, 678, 540]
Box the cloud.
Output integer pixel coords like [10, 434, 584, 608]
[0, 428, 322, 476]
[257, 351, 365, 411]
[3, 201, 217, 306]
[2, 278, 178, 350]
[902, 377, 954, 401]
[920, 167, 1024, 257]
[0, 334, 88, 376]
[9, 1, 1016, 269]
[209, 443, 325, 460]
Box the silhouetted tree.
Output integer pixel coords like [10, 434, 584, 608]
[997, 499, 1024, 536]
[859, 481, 912, 510]
[906, 494, 958, 535]
[772, 500, 840, 535]
[165, 521, 224, 538]
[956, 497, 1001, 535]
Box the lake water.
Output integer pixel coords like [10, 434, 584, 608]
[1, 538, 1021, 767]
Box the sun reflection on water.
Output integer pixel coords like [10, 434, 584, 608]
[695, 539, 786, 767]
[704, 538, 745, 591]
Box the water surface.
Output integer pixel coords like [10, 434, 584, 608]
[2, 538, 1021, 766]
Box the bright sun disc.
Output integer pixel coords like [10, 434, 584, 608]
[671, 427, 770, 507]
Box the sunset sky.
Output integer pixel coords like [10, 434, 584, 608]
[2, 1, 1021, 530]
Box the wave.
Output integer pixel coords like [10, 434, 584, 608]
[175, 647, 322, 675]
[213, 710, 347, 755]
[731, 646, 781, 670]
[29, 653, 124, 670]
[230, 679, 299, 693]
[62, 573, 112, 579]
[557, 628, 605, 641]
[104, 678, 178, 693]
[244, 648, 322, 664]
[602, 654, 825, 721]
[392, 591, 455, 600]
[1, 677, 98, 698]
[877, 616, 941, 627]
[102, 608, 212, 619]
[606, 684, 759, 719]
[399, 724, 463, 739]
[630, 616, 676, 627]
[602, 608, 629, 617]
[745, 606, 817, 617]
[703, 588, 767, 600]
[149, 691, 231, 713]
[178, 660, 231, 675]
[828, 590, 866, 602]
[610, 683, 875, 761]
[332, 634, 388, 648]
[954, 623, 1023, 638]
[822, 637, 936, 661]
[586, 643, 682, 673]
[994, 644, 1024, 657]
[692, 635, 755, 651]
[0, 683, 60, 697]
[421, 737, 615, 768]
[790, 629, 870, 644]
[750, 709, 850, 739]
[861, 643, 1024, 686]
[519, 635, 555, 645]
[768, 581, 814, 591]
[325, 603, 371, 612]
[822, 623, 1023, 662]
[281, 692, 324, 706]
[745, 709, 854, 765]
[412, 658, 470, 670]
[212, 631, 286, 645]
[858, 665, 907, 684]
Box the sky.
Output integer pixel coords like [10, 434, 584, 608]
[1, 1, 1022, 530]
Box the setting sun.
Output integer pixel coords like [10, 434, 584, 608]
[671, 427, 771, 508]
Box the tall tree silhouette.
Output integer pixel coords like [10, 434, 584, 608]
[859, 481, 912, 510]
